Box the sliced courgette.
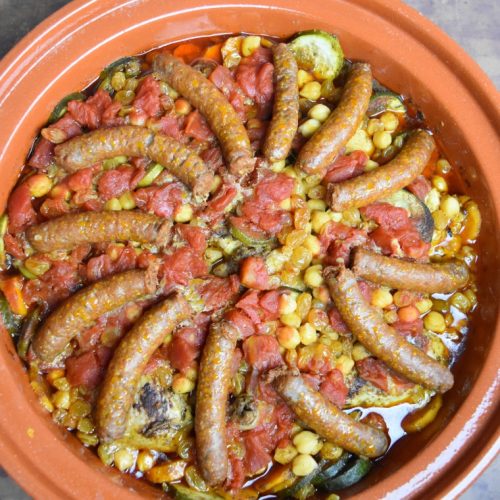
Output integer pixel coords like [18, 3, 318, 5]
[367, 91, 406, 117]
[47, 92, 86, 124]
[278, 459, 327, 498]
[229, 216, 274, 247]
[172, 484, 223, 500]
[311, 453, 352, 486]
[0, 293, 21, 336]
[17, 306, 42, 361]
[289, 30, 344, 80]
[382, 189, 434, 243]
[321, 457, 372, 491]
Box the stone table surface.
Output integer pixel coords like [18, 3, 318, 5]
[0, 0, 498, 498]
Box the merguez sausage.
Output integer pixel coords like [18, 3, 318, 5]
[270, 368, 388, 458]
[195, 319, 240, 486]
[96, 293, 192, 441]
[153, 53, 255, 176]
[328, 130, 436, 211]
[325, 266, 454, 393]
[295, 63, 372, 175]
[26, 211, 172, 253]
[32, 269, 158, 363]
[263, 43, 299, 163]
[352, 247, 469, 293]
[54, 125, 213, 196]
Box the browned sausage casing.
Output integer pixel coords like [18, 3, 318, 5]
[153, 53, 255, 176]
[26, 211, 172, 253]
[262, 43, 299, 163]
[271, 369, 388, 458]
[195, 320, 240, 486]
[328, 130, 436, 211]
[325, 266, 454, 393]
[96, 293, 192, 441]
[352, 247, 469, 293]
[295, 63, 372, 175]
[54, 125, 213, 196]
[32, 269, 158, 363]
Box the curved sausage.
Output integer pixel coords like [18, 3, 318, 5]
[295, 63, 372, 175]
[54, 125, 213, 196]
[324, 266, 454, 393]
[26, 210, 172, 253]
[262, 43, 299, 163]
[32, 269, 158, 363]
[153, 53, 255, 176]
[270, 368, 388, 458]
[195, 319, 240, 486]
[96, 293, 192, 441]
[327, 130, 436, 211]
[352, 247, 469, 293]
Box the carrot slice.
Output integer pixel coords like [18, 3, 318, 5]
[203, 43, 223, 63]
[173, 43, 202, 63]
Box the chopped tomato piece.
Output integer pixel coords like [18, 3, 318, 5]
[7, 183, 36, 232]
[235, 290, 262, 324]
[133, 75, 162, 118]
[97, 165, 134, 200]
[196, 275, 240, 311]
[243, 335, 283, 372]
[240, 256, 271, 290]
[154, 114, 182, 140]
[259, 290, 280, 320]
[184, 110, 215, 142]
[297, 343, 336, 375]
[28, 138, 54, 169]
[176, 224, 208, 254]
[68, 89, 112, 129]
[66, 346, 112, 389]
[67, 167, 94, 192]
[225, 309, 255, 338]
[200, 184, 238, 225]
[328, 306, 349, 334]
[159, 246, 207, 286]
[319, 369, 348, 408]
[47, 114, 82, 142]
[167, 335, 199, 373]
[243, 431, 272, 476]
[134, 183, 184, 218]
[356, 357, 390, 392]
[407, 175, 431, 200]
[323, 150, 368, 183]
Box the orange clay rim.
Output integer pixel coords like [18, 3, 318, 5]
[0, 0, 498, 499]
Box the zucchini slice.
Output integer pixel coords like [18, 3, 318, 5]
[48, 92, 86, 124]
[229, 216, 275, 247]
[0, 293, 21, 336]
[367, 91, 406, 117]
[278, 459, 327, 498]
[172, 484, 223, 500]
[312, 453, 352, 486]
[382, 189, 434, 243]
[321, 457, 372, 491]
[289, 30, 344, 80]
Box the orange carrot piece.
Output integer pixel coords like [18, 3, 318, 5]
[173, 43, 202, 64]
[203, 43, 223, 63]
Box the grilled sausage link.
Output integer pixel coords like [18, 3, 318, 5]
[325, 266, 454, 393]
[262, 43, 299, 163]
[153, 53, 255, 176]
[328, 130, 436, 211]
[96, 293, 192, 441]
[195, 320, 240, 486]
[352, 247, 470, 293]
[271, 368, 388, 458]
[295, 63, 372, 175]
[32, 269, 158, 363]
[54, 125, 213, 196]
[26, 211, 172, 253]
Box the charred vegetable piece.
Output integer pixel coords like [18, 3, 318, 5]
[17, 306, 42, 361]
[0, 293, 21, 335]
[382, 189, 434, 242]
[321, 457, 372, 491]
[172, 484, 223, 500]
[312, 453, 352, 486]
[229, 216, 274, 247]
[48, 92, 86, 124]
[367, 91, 406, 117]
[289, 30, 344, 80]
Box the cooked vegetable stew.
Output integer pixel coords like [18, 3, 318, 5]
[0, 31, 481, 498]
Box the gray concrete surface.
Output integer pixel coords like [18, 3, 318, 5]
[0, 0, 498, 499]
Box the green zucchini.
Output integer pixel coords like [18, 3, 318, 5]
[278, 459, 327, 498]
[137, 163, 164, 187]
[0, 293, 21, 336]
[48, 92, 86, 124]
[289, 30, 344, 80]
[171, 484, 223, 500]
[311, 453, 352, 486]
[229, 216, 274, 248]
[321, 457, 372, 491]
[367, 91, 406, 117]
